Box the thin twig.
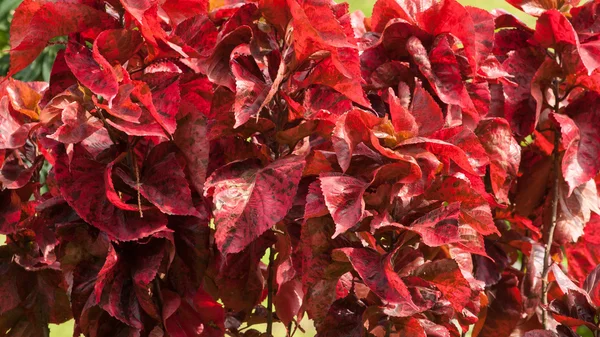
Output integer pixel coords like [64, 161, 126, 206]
[266, 246, 276, 336]
[540, 80, 562, 329]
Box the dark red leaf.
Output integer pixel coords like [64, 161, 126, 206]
[320, 174, 368, 238]
[340, 247, 420, 316]
[316, 292, 366, 337]
[54, 145, 168, 241]
[64, 40, 119, 102]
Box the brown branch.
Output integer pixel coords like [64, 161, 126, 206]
[540, 79, 562, 329]
[266, 246, 276, 336]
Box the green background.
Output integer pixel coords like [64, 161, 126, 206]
[0, 0, 534, 336]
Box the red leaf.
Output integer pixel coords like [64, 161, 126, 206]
[150, 79, 181, 135]
[174, 106, 209, 196]
[534, 10, 578, 48]
[410, 84, 444, 137]
[9, 1, 118, 76]
[204, 156, 305, 254]
[64, 40, 119, 102]
[0, 96, 36, 150]
[320, 174, 368, 238]
[388, 88, 418, 136]
[340, 247, 420, 316]
[561, 93, 600, 195]
[94, 29, 143, 65]
[425, 175, 499, 236]
[407, 36, 475, 115]
[416, 259, 473, 313]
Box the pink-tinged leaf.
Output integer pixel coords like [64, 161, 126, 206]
[408, 202, 461, 247]
[150, 79, 181, 135]
[534, 9, 578, 48]
[305, 180, 329, 219]
[417, 0, 477, 71]
[64, 40, 119, 102]
[9, 1, 118, 75]
[301, 46, 370, 107]
[416, 259, 473, 314]
[554, 179, 600, 244]
[370, 0, 417, 32]
[204, 156, 305, 254]
[584, 264, 600, 307]
[407, 36, 474, 113]
[501, 48, 544, 138]
[47, 102, 102, 144]
[118, 153, 199, 217]
[161, 0, 208, 26]
[174, 106, 209, 196]
[432, 127, 490, 176]
[316, 292, 366, 337]
[388, 88, 418, 136]
[0, 97, 35, 150]
[300, 216, 338, 327]
[475, 118, 521, 203]
[506, 0, 575, 16]
[274, 279, 304, 327]
[340, 247, 420, 316]
[410, 84, 444, 137]
[320, 174, 368, 238]
[231, 46, 268, 128]
[54, 145, 168, 241]
[562, 93, 600, 195]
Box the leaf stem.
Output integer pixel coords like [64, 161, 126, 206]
[266, 246, 275, 336]
[540, 80, 562, 329]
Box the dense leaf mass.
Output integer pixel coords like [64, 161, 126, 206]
[3, 0, 600, 336]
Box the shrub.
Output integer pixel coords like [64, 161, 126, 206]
[2, 0, 600, 336]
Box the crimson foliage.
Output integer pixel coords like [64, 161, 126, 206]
[3, 0, 600, 336]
